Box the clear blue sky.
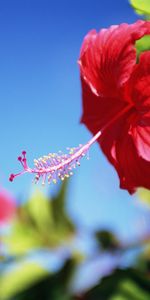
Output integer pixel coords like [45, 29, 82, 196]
[0, 0, 148, 239]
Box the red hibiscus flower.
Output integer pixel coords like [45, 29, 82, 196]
[0, 189, 16, 224]
[79, 20, 150, 194]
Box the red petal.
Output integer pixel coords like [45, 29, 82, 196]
[100, 116, 150, 194]
[79, 20, 150, 98]
[80, 21, 150, 193]
[81, 78, 128, 133]
[81, 80, 136, 193]
[115, 123, 150, 193]
[131, 126, 150, 161]
[125, 51, 150, 161]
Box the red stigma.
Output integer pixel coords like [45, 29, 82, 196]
[9, 174, 15, 182]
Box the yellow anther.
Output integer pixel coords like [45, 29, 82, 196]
[65, 174, 69, 178]
[69, 149, 74, 154]
[43, 155, 48, 160]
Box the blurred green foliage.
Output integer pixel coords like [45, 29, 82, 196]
[136, 35, 150, 60]
[2, 182, 75, 256]
[7, 259, 77, 300]
[130, 0, 150, 63]
[84, 268, 150, 300]
[138, 188, 150, 208]
[0, 181, 150, 300]
[0, 182, 77, 300]
[130, 0, 150, 18]
[0, 262, 49, 300]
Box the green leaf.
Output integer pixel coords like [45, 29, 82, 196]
[109, 278, 150, 300]
[136, 35, 150, 61]
[137, 188, 150, 208]
[4, 259, 76, 300]
[3, 184, 76, 256]
[26, 189, 54, 233]
[130, 0, 150, 18]
[0, 262, 48, 300]
[51, 181, 75, 240]
[2, 222, 42, 255]
[84, 268, 150, 300]
[118, 279, 150, 300]
[110, 295, 128, 300]
[2, 189, 53, 255]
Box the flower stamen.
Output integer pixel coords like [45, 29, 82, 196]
[9, 102, 134, 186]
[9, 131, 101, 185]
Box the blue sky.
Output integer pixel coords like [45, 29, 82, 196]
[0, 0, 149, 239]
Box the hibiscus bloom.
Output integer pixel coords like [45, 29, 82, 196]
[0, 189, 16, 224]
[9, 20, 150, 193]
[79, 20, 150, 194]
